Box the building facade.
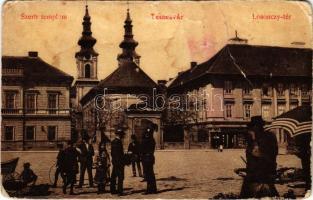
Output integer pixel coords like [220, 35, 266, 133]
[2, 52, 73, 150]
[166, 38, 312, 149]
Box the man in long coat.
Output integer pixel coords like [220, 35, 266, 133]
[77, 136, 95, 188]
[62, 141, 79, 195]
[110, 128, 125, 196]
[240, 116, 279, 198]
[141, 125, 157, 194]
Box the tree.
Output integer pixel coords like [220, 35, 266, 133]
[94, 95, 128, 142]
[165, 96, 198, 149]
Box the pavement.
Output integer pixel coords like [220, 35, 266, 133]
[1, 149, 307, 199]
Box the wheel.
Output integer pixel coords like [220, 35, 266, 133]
[49, 163, 57, 185]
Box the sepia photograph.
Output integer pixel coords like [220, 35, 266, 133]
[1, 0, 312, 198]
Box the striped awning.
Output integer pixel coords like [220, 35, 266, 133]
[265, 105, 312, 137]
[265, 118, 311, 137]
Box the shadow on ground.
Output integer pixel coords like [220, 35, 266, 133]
[157, 176, 188, 181]
[126, 186, 188, 195]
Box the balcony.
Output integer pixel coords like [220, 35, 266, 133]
[2, 68, 23, 76]
[261, 95, 272, 103]
[1, 109, 22, 114]
[243, 93, 253, 103]
[301, 93, 311, 101]
[289, 94, 299, 103]
[276, 92, 286, 103]
[2, 108, 70, 116]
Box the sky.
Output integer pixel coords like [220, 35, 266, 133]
[2, 0, 312, 83]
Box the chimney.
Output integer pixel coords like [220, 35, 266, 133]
[190, 61, 197, 69]
[28, 51, 38, 57]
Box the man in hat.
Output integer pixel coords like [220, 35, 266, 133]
[128, 134, 143, 177]
[52, 143, 66, 188]
[240, 116, 279, 198]
[77, 134, 95, 188]
[110, 127, 126, 195]
[63, 141, 79, 195]
[141, 125, 157, 194]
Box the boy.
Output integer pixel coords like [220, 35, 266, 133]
[20, 162, 38, 186]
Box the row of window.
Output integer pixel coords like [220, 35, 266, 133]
[224, 81, 310, 96]
[4, 126, 57, 141]
[4, 92, 59, 112]
[224, 103, 299, 119]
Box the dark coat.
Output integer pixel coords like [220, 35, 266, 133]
[141, 136, 156, 165]
[141, 137, 155, 155]
[78, 142, 95, 164]
[128, 141, 141, 155]
[246, 131, 278, 183]
[20, 168, 37, 183]
[56, 149, 66, 170]
[111, 138, 124, 166]
[63, 146, 79, 174]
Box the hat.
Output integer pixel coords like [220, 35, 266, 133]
[247, 116, 265, 128]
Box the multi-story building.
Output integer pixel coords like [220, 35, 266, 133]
[2, 52, 73, 150]
[166, 36, 312, 149]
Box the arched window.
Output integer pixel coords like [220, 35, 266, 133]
[85, 64, 91, 78]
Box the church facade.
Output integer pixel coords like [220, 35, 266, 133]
[78, 8, 164, 149]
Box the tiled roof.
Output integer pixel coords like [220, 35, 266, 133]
[2, 55, 73, 83]
[169, 44, 312, 89]
[98, 61, 157, 88]
[80, 61, 158, 105]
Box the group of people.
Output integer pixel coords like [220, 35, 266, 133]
[109, 125, 157, 195]
[52, 125, 157, 196]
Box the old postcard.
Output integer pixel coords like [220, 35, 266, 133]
[1, 0, 312, 199]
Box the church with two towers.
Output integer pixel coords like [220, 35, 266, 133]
[72, 5, 163, 148]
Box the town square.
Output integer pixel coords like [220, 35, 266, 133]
[1, 150, 306, 198]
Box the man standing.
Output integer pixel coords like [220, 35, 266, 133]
[141, 125, 157, 194]
[52, 143, 66, 188]
[110, 128, 125, 196]
[128, 134, 143, 177]
[63, 141, 79, 195]
[77, 136, 95, 188]
[240, 116, 279, 198]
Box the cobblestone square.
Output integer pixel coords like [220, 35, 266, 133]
[1, 150, 306, 198]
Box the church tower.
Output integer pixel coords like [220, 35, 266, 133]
[74, 5, 99, 106]
[117, 9, 141, 66]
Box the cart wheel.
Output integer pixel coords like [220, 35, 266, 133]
[49, 163, 57, 185]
